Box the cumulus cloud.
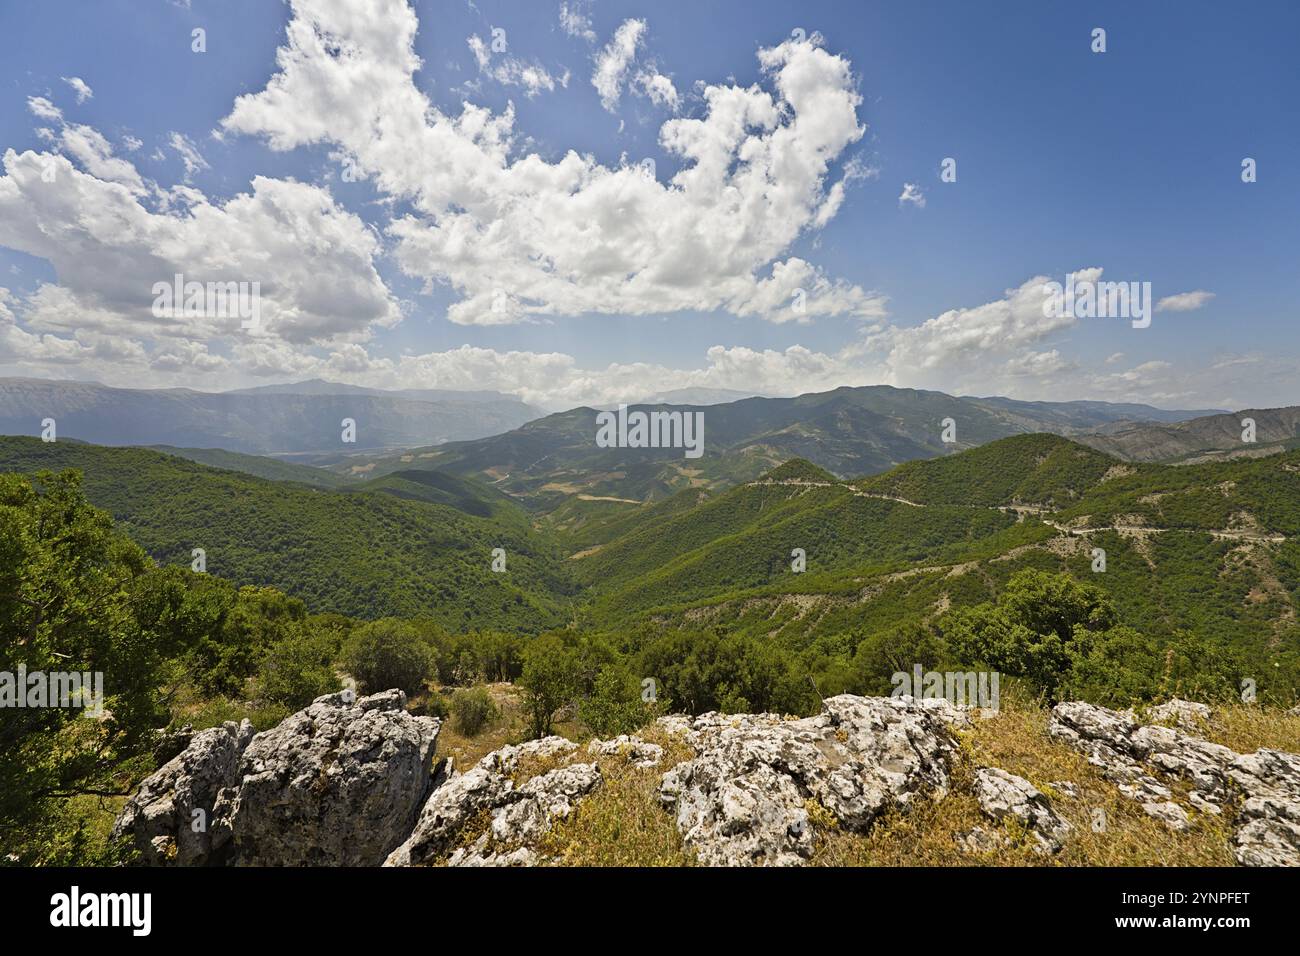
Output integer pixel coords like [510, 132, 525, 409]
[168, 132, 210, 180]
[0, 147, 401, 372]
[62, 76, 93, 103]
[1156, 289, 1215, 312]
[26, 97, 62, 122]
[636, 68, 679, 110]
[221, 0, 877, 326]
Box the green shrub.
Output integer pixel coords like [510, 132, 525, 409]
[341, 618, 434, 696]
[258, 625, 343, 708]
[579, 666, 657, 737]
[450, 687, 498, 736]
[519, 633, 581, 738]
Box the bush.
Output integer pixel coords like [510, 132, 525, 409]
[579, 666, 657, 737]
[341, 618, 434, 696]
[450, 687, 498, 736]
[519, 633, 581, 738]
[258, 624, 343, 708]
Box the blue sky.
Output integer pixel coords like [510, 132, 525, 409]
[0, 0, 1296, 410]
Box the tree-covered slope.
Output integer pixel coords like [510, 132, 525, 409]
[855, 433, 1120, 508]
[0, 437, 573, 630]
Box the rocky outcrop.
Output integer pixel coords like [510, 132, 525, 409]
[115, 690, 438, 866]
[385, 736, 600, 867]
[1049, 700, 1300, 865]
[587, 735, 664, 768]
[658, 695, 968, 866]
[214, 689, 439, 865]
[1227, 749, 1300, 866]
[970, 768, 1072, 854]
[116, 691, 1299, 868]
[113, 719, 254, 866]
[1147, 698, 1212, 729]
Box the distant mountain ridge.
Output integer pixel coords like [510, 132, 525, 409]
[1076, 406, 1300, 463]
[0, 378, 543, 454]
[330, 384, 1226, 511]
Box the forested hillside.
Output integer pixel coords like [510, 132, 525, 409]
[0, 437, 572, 631]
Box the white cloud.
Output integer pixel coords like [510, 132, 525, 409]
[26, 97, 62, 122]
[221, 1, 876, 327]
[559, 2, 596, 42]
[636, 68, 678, 110]
[898, 182, 925, 208]
[592, 18, 645, 111]
[62, 76, 93, 104]
[466, 35, 558, 97]
[59, 123, 148, 195]
[122, 135, 143, 152]
[0, 147, 401, 374]
[168, 132, 210, 180]
[1156, 289, 1215, 312]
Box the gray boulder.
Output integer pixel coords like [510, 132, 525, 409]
[112, 719, 253, 866]
[214, 689, 439, 866]
[972, 768, 1072, 854]
[658, 694, 966, 866]
[387, 738, 601, 867]
[587, 735, 664, 767]
[1050, 700, 1300, 865]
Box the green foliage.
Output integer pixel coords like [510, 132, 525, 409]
[857, 433, 1117, 508]
[0, 437, 574, 631]
[519, 633, 581, 738]
[637, 630, 817, 715]
[341, 619, 434, 696]
[0, 471, 166, 861]
[449, 686, 498, 736]
[257, 623, 344, 708]
[849, 622, 950, 696]
[579, 665, 659, 737]
[936, 570, 1115, 699]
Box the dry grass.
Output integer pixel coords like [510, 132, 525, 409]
[812, 700, 1241, 867]
[1190, 705, 1300, 755]
[427, 682, 588, 771]
[442, 694, 1292, 867]
[536, 725, 697, 866]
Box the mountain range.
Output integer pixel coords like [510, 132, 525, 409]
[328, 385, 1226, 513]
[0, 378, 543, 454]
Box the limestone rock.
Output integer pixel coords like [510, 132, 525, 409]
[387, 739, 601, 867]
[480, 736, 576, 775]
[1141, 801, 1190, 831]
[972, 768, 1071, 854]
[217, 690, 439, 866]
[1148, 698, 1212, 729]
[480, 763, 602, 854]
[655, 714, 692, 738]
[384, 764, 515, 866]
[1227, 749, 1300, 866]
[112, 719, 253, 866]
[659, 694, 965, 866]
[587, 735, 664, 767]
[1050, 700, 1300, 865]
